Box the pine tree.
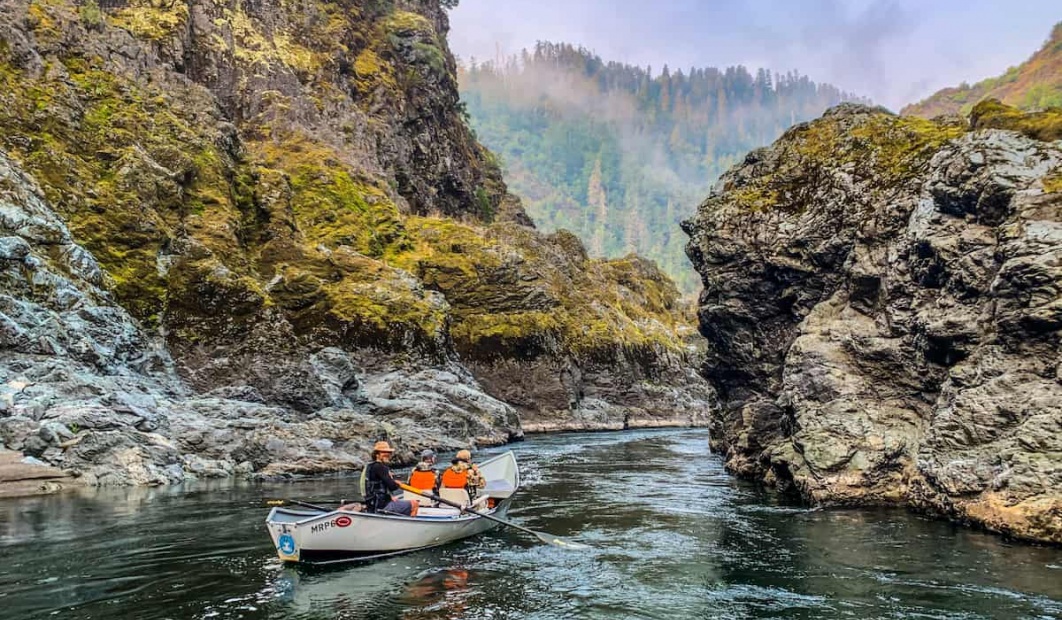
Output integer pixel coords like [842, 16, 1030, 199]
[587, 156, 608, 256]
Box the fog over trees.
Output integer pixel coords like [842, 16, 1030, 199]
[460, 42, 865, 292]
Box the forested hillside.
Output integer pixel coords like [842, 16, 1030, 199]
[904, 22, 1062, 117]
[459, 42, 864, 292]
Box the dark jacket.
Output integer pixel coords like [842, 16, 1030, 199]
[361, 461, 400, 513]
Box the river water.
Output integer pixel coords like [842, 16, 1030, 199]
[1, 429, 1060, 619]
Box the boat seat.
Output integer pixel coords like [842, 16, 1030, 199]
[439, 487, 471, 507]
[403, 490, 433, 504]
[416, 506, 462, 519]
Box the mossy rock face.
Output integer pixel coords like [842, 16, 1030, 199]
[381, 218, 690, 367]
[0, 19, 237, 324]
[0, 0, 699, 423]
[0, 0, 514, 327]
[970, 99, 1062, 142]
[165, 254, 269, 342]
[719, 104, 965, 214]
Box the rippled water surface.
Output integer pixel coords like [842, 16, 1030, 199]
[2, 429, 1061, 619]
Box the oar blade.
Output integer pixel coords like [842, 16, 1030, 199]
[537, 532, 591, 550]
[265, 499, 331, 512]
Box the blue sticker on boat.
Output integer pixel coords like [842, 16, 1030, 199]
[278, 534, 296, 555]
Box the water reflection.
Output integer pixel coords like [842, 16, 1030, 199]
[1, 429, 1060, 620]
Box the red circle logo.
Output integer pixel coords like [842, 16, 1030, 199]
[335, 516, 352, 528]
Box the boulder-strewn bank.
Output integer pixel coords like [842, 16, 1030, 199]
[683, 101, 1062, 543]
[0, 0, 713, 485]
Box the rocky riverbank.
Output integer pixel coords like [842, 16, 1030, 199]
[683, 101, 1062, 544]
[0, 449, 78, 498]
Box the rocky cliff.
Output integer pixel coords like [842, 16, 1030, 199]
[683, 101, 1062, 543]
[0, 0, 713, 485]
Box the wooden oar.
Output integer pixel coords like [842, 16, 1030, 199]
[266, 499, 331, 512]
[399, 483, 588, 550]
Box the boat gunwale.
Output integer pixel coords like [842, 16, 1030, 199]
[268, 504, 505, 526]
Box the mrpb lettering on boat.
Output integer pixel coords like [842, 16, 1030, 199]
[310, 515, 353, 534]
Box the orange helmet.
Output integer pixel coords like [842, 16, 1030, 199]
[373, 440, 395, 453]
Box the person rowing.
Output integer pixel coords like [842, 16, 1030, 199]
[346, 440, 419, 516]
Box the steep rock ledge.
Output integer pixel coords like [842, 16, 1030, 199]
[0, 0, 714, 483]
[683, 102, 1062, 543]
[0, 150, 520, 484]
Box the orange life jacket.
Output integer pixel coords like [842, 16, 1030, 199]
[441, 467, 469, 489]
[409, 469, 437, 491]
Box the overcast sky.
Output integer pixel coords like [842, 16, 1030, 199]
[448, 0, 1059, 111]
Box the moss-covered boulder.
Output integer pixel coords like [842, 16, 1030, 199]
[970, 98, 1062, 141]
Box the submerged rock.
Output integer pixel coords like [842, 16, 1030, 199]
[684, 103, 1062, 543]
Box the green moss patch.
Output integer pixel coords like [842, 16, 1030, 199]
[250, 135, 411, 259]
[1044, 170, 1062, 194]
[971, 99, 1062, 141]
[727, 110, 964, 213]
[354, 49, 397, 93]
[107, 0, 189, 41]
[383, 10, 435, 36]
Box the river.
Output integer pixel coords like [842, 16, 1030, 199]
[1, 429, 1060, 619]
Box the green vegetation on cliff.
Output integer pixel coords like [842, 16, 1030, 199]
[969, 99, 1062, 141]
[0, 0, 694, 371]
[725, 106, 964, 213]
[0, 44, 232, 321]
[904, 22, 1062, 117]
[460, 42, 865, 292]
[390, 218, 688, 361]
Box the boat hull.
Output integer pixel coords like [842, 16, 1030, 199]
[266, 499, 512, 563]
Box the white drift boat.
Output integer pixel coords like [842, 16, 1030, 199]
[266, 451, 521, 565]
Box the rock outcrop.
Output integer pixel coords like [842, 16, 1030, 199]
[0, 450, 79, 498]
[0, 147, 520, 484]
[0, 0, 713, 484]
[683, 102, 1062, 543]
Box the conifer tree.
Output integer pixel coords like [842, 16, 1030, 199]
[587, 156, 608, 256]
